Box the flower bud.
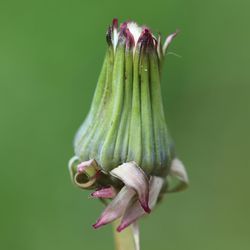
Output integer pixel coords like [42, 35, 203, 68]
[68, 19, 188, 236]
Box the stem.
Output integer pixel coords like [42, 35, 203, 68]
[112, 220, 138, 250]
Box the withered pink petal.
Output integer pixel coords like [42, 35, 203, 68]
[91, 186, 117, 199]
[117, 200, 142, 232]
[168, 158, 189, 192]
[117, 176, 164, 232]
[148, 176, 165, 208]
[162, 30, 178, 54]
[110, 162, 150, 213]
[92, 186, 136, 229]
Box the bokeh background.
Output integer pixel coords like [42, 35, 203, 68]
[1, 0, 249, 249]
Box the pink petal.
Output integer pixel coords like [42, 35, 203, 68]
[111, 162, 150, 213]
[148, 176, 165, 208]
[117, 176, 164, 232]
[116, 200, 142, 232]
[168, 158, 189, 192]
[91, 186, 117, 199]
[93, 186, 136, 229]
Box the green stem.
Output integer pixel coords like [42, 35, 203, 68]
[112, 220, 137, 250]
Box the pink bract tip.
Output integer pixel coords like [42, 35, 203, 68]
[141, 202, 151, 214]
[116, 223, 128, 232]
[138, 28, 153, 47]
[92, 219, 103, 229]
[125, 28, 135, 48]
[112, 18, 118, 29]
[120, 21, 128, 31]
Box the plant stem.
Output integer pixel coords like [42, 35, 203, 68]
[112, 220, 138, 250]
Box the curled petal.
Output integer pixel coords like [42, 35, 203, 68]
[167, 158, 189, 193]
[117, 176, 164, 232]
[91, 186, 117, 199]
[163, 31, 178, 55]
[93, 186, 136, 229]
[111, 162, 150, 213]
[74, 159, 100, 189]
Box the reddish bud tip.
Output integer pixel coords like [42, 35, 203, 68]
[112, 18, 118, 29]
[138, 28, 154, 48]
[120, 21, 127, 31]
[125, 28, 135, 48]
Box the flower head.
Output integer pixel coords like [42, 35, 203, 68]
[69, 18, 188, 244]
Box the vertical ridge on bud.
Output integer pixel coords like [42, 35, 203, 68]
[140, 42, 155, 174]
[127, 41, 142, 165]
[88, 44, 115, 162]
[114, 31, 133, 163]
[149, 47, 171, 176]
[74, 52, 108, 153]
[77, 42, 115, 161]
[100, 36, 126, 170]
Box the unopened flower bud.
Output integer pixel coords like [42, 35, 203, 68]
[68, 19, 189, 237]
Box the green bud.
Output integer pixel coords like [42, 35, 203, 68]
[73, 21, 177, 177]
[68, 19, 189, 235]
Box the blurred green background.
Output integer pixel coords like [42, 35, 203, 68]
[0, 0, 249, 249]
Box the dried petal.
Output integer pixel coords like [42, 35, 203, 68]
[116, 200, 142, 232]
[93, 186, 136, 229]
[110, 162, 150, 213]
[167, 158, 189, 192]
[74, 159, 100, 189]
[91, 186, 117, 199]
[148, 176, 165, 207]
[117, 176, 164, 232]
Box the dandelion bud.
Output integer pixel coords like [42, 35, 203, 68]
[68, 19, 188, 235]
